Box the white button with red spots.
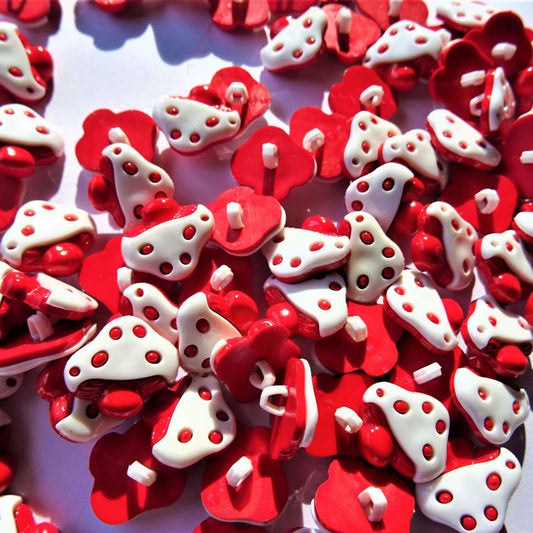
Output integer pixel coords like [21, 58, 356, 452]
[364, 382, 450, 483]
[416, 446, 521, 533]
[1, 200, 95, 265]
[262, 227, 350, 283]
[151, 374, 236, 469]
[64, 315, 179, 394]
[177, 292, 241, 374]
[153, 96, 241, 154]
[121, 204, 214, 281]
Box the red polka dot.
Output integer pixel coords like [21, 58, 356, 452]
[357, 181, 369, 192]
[109, 327, 122, 340]
[487, 473, 501, 490]
[416, 36, 428, 44]
[149, 172, 161, 183]
[183, 225, 196, 240]
[140, 244, 153, 255]
[351, 200, 363, 211]
[133, 325, 147, 338]
[484, 417, 494, 430]
[21, 225, 34, 236]
[478, 388, 487, 400]
[171, 129, 181, 139]
[507, 461, 516, 469]
[24, 209, 35, 216]
[273, 255, 283, 265]
[460, 516, 476, 531]
[395, 287, 405, 295]
[402, 303, 413, 312]
[422, 444, 433, 459]
[356, 215, 364, 222]
[361, 141, 370, 153]
[358, 121, 367, 131]
[489, 316, 497, 326]
[196, 319, 210, 333]
[178, 429, 192, 443]
[69, 366, 80, 377]
[318, 299, 331, 310]
[122, 162, 138, 175]
[435, 420, 446, 434]
[167, 106, 179, 116]
[436, 490, 453, 504]
[8, 67, 22, 77]
[190, 133, 200, 143]
[503, 421, 509, 433]
[160, 262, 173, 274]
[360, 231, 374, 244]
[381, 267, 394, 279]
[143, 306, 160, 321]
[329, 282, 342, 291]
[303, 18, 312, 27]
[357, 274, 369, 289]
[199, 387, 212, 400]
[394, 400, 409, 414]
[309, 241, 324, 252]
[513, 401, 521, 414]
[484, 506, 498, 521]
[206, 116, 219, 127]
[292, 49, 303, 59]
[180, 253, 191, 265]
[91, 351, 108, 368]
[217, 410, 229, 421]
[422, 401, 433, 413]
[145, 351, 161, 364]
[136, 288, 144, 297]
[36, 126, 49, 135]
[306, 37, 315, 45]
[426, 312, 440, 324]
[382, 178, 394, 190]
[290, 257, 301, 268]
[376, 388, 384, 397]
[184, 345, 198, 357]
[209, 430, 223, 444]
[64, 214, 78, 221]
[378, 44, 389, 53]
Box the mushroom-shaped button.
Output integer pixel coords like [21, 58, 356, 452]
[64, 315, 179, 418]
[260, 7, 327, 72]
[211, 318, 300, 403]
[475, 229, 533, 304]
[451, 367, 530, 446]
[461, 295, 533, 378]
[363, 382, 450, 483]
[411, 201, 477, 291]
[153, 95, 241, 155]
[120, 282, 179, 345]
[1, 200, 96, 276]
[345, 162, 424, 236]
[151, 374, 236, 469]
[264, 272, 348, 340]
[0, 22, 53, 103]
[384, 269, 459, 354]
[416, 441, 521, 533]
[339, 211, 404, 303]
[262, 226, 350, 283]
[121, 199, 214, 282]
[89, 137, 174, 232]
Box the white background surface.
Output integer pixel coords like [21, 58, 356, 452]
[1, 0, 533, 532]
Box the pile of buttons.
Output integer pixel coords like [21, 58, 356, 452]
[0, 1, 532, 532]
